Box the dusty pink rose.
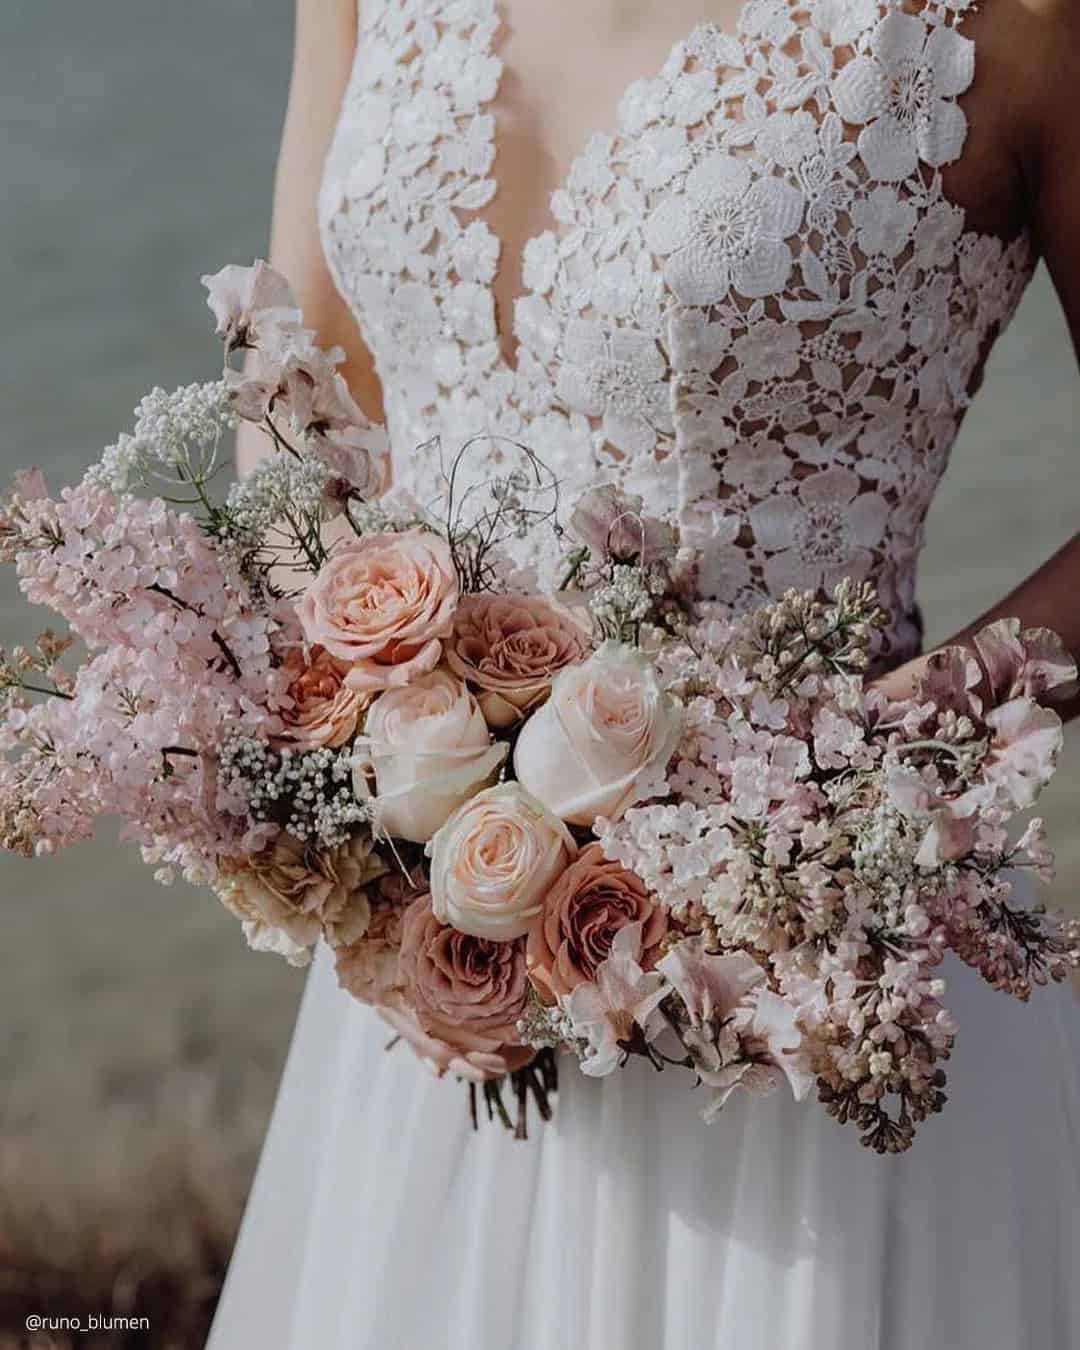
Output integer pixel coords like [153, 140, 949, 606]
[397, 893, 533, 1069]
[446, 593, 592, 728]
[527, 843, 668, 1003]
[297, 529, 459, 691]
[277, 644, 368, 749]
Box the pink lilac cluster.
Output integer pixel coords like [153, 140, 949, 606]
[598, 589, 1080, 1151]
[0, 474, 292, 881]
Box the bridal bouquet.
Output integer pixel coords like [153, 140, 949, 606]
[2, 264, 1077, 1154]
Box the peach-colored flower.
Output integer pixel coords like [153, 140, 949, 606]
[297, 529, 458, 691]
[445, 594, 592, 728]
[277, 644, 368, 749]
[428, 783, 577, 942]
[527, 843, 668, 1002]
[395, 893, 534, 1074]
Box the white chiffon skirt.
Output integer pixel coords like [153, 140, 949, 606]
[209, 923, 1080, 1349]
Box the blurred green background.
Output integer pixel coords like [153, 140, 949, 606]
[0, 1, 1077, 1344]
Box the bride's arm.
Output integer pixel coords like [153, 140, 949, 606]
[877, 5, 1080, 720]
[237, 0, 383, 478]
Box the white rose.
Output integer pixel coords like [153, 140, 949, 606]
[359, 670, 508, 844]
[513, 640, 682, 827]
[427, 783, 577, 941]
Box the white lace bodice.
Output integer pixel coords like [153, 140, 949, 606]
[318, 0, 1035, 665]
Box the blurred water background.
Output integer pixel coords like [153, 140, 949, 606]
[0, 1, 1077, 1345]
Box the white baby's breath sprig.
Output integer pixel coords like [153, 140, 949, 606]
[86, 380, 235, 495]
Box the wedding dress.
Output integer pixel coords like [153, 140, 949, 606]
[209, 2, 1080, 1346]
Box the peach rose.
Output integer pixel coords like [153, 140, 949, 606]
[395, 893, 534, 1076]
[297, 529, 458, 691]
[526, 843, 668, 1002]
[513, 640, 683, 827]
[359, 670, 508, 844]
[445, 594, 592, 728]
[427, 783, 577, 942]
[277, 644, 368, 749]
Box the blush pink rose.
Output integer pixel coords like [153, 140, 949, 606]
[445, 594, 592, 728]
[276, 644, 368, 749]
[397, 893, 534, 1070]
[297, 530, 459, 691]
[526, 843, 668, 1003]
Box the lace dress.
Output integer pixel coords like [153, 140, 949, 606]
[209, 3, 1080, 1346]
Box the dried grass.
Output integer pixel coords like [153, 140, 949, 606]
[0, 1070, 266, 1349]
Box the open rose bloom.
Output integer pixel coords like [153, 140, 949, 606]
[2, 261, 1077, 1152]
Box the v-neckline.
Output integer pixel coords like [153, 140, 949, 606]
[484, 1, 744, 376]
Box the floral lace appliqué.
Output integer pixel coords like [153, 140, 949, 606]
[319, 0, 1035, 664]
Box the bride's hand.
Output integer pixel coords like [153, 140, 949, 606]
[866, 651, 938, 705]
[867, 645, 990, 706]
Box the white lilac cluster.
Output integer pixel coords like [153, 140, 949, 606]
[598, 595, 1080, 1152]
[87, 381, 234, 494]
[218, 735, 373, 851]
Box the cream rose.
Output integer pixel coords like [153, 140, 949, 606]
[427, 783, 577, 942]
[297, 529, 458, 691]
[513, 641, 683, 827]
[445, 593, 592, 728]
[358, 670, 508, 844]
